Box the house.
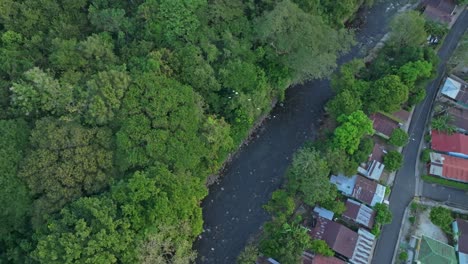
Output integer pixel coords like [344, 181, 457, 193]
[440, 75, 468, 108]
[309, 215, 376, 264]
[352, 175, 386, 206]
[452, 218, 468, 264]
[330, 175, 385, 206]
[342, 199, 376, 229]
[357, 159, 385, 181]
[416, 235, 457, 264]
[431, 130, 468, 158]
[256, 257, 281, 264]
[429, 152, 468, 183]
[330, 174, 357, 196]
[447, 107, 468, 133]
[370, 113, 399, 139]
[302, 252, 345, 264]
[369, 143, 386, 163]
[422, 0, 457, 24]
[314, 207, 334, 221]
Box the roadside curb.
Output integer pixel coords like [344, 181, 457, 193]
[391, 201, 411, 264]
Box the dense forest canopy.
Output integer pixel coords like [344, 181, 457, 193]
[0, 0, 361, 262]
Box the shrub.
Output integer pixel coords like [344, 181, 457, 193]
[237, 244, 259, 264]
[384, 151, 403, 172]
[388, 128, 409, 147]
[430, 206, 453, 234]
[421, 149, 431, 163]
[399, 251, 408, 261]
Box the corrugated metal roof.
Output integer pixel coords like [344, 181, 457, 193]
[314, 207, 334, 221]
[343, 199, 375, 229]
[441, 77, 462, 100]
[431, 130, 468, 156]
[418, 235, 457, 264]
[330, 175, 357, 196]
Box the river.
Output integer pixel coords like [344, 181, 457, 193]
[194, 1, 410, 263]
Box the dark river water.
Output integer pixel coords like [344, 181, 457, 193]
[194, 1, 410, 263]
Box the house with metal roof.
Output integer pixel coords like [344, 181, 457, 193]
[431, 130, 468, 158]
[440, 75, 468, 108]
[342, 199, 376, 229]
[447, 106, 468, 134]
[429, 152, 468, 183]
[309, 215, 376, 264]
[416, 235, 457, 264]
[422, 0, 457, 24]
[330, 174, 357, 196]
[369, 113, 399, 139]
[352, 176, 385, 207]
[452, 219, 468, 264]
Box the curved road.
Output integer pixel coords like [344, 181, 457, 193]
[195, 1, 410, 263]
[372, 9, 468, 264]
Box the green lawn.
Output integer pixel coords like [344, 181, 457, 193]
[422, 175, 468, 191]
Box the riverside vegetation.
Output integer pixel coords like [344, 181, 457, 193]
[0, 0, 385, 263]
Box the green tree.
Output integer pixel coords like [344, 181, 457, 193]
[255, 0, 353, 82]
[321, 199, 346, 215]
[351, 137, 374, 164]
[399, 251, 408, 261]
[430, 206, 453, 234]
[0, 119, 31, 260]
[264, 190, 295, 222]
[384, 151, 403, 172]
[260, 221, 312, 264]
[374, 203, 392, 225]
[237, 244, 259, 264]
[389, 11, 427, 48]
[310, 239, 333, 257]
[324, 147, 360, 176]
[397, 60, 432, 90]
[18, 118, 114, 225]
[388, 128, 409, 147]
[9, 67, 74, 116]
[333, 110, 374, 155]
[366, 75, 409, 113]
[432, 115, 456, 134]
[326, 89, 363, 118]
[287, 148, 337, 206]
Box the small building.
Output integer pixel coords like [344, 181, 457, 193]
[429, 152, 468, 182]
[416, 235, 457, 264]
[422, 0, 457, 24]
[330, 174, 357, 196]
[440, 75, 468, 108]
[313, 207, 334, 221]
[352, 175, 385, 207]
[431, 130, 468, 158]
[369, 143, 386, 163]
[370, 113, 399, 139]
[452, 219, 468, 264]
[447, 107, 468, 133]
[309, 215, 376, 264]
[342, 199, 376, 229]
[357, 159, 385, 181]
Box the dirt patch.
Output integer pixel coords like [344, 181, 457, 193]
[414, 210, 448, 243]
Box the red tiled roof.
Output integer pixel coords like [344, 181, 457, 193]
[431, 130, 468, 155]
[441, 155, 468, 182]
[311, 255, 345, 264]
[448, 107, 468, 131]
[456, 219, 468, 254]
[353, 176, 377, 205]
[370, 113, 398, 137]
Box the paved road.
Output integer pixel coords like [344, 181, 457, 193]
[372, 9, 468, 264]
[423, 183, 468, 209]
[194, 1, 411, 263]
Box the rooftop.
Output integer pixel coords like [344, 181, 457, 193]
[330, 174, 357, 196]
[310, 218, 358, 259]
[392, 109, 411, 123]
[314, 207, 334, 221]
[448, 107, 468, 132]
[454, 219, 468, 254]
[352, 175, 385, 206]
[370, 113, 398, 138]
[369, 143, 386, 163]
[309, 255, 345, 264]
[417, 235, 457, 264]
[343, 199, 375, 229]
[431, 130, 468, 156]
[440, 76, 468, 107]
[429, 153, 468, 182]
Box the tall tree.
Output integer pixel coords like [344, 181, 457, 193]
[287, 147, 337, 205]
[255, 0, 353, 82]
[365, 75, 409, 113]
[19, 118, 114, 225]
[389, 11, 427, 48]
[332, 110, 374, 155]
